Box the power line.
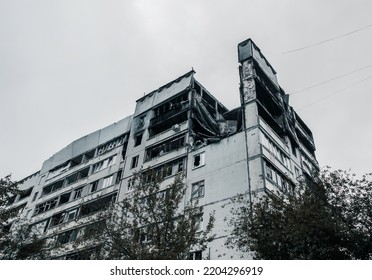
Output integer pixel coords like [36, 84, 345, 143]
[290, 64, 372, 95]
[297, 74, 372, 110]
[283, 23, 372, 54]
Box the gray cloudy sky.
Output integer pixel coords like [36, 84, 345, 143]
[1, 0, 372, 180]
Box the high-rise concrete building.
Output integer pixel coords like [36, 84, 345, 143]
[4, 39, 318, 259]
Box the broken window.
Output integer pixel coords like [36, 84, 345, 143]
[90, 180, 99, 193]
[79, 193, 117, 217]
[97, 134, 126, 156]
[66, 208, 78, 221]
[92, 155, 117, 174]
[115, 169, 123, 185]
[193, 152, 205, 168]
[70, 155, 83, 168]
[48, 163, 70, 180]
[191, 180, 205, 200]
[59, 192, 71, 205]
[34, 198, 59, 215]
[134, 133, 143, 147]
[83, 149, 95, 163]
[64, 167, 90, 186]
[145, 135, 185, 161]
[131, 155, 139, 169]
[42, 179, 64, 196]
[57, 228, 79, 245]
[102, 175, 114, 188]
[49, 212, 66, 227]
[73, 187, 84, 200]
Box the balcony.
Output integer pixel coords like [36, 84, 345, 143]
[150, 102, 189, 127]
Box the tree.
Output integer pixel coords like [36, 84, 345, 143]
[0, 175, 19, 227]
[226, 168, 372, 259]
[79, 170, 215, 259]
[0, 175, 47, 260]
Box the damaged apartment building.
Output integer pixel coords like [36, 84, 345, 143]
[4, 38, 318, 259]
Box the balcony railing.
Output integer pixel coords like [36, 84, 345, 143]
[150, 103, 189, 126]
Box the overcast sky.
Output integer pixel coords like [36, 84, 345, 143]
[1, 0, 372, 180]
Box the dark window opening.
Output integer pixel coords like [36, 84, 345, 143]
[90, 181, 99, 193]
[73, 187, 84, 200]
[134, 134, 143, 147]
[50, 212, 66, 227]
[116, 169, 123, 184]
[121, 141, 128, 160]
[131, 156, 139, 169]
[150, 92, 189, 128]
[57, 228, 79, 245]
[7, 195, 17, 205]
[83, 149, 95, 162]
[145, 135, 185, 161]
[193, 153, 205, 168]
[19, 187, 33, 200]
[149, 110, 188, 137]
[70, 155, 83, 168]
[59, 192, 71, 205]
[42, 179, 64, 196]
[188, 250, 202, 260]
[79, 193, 117, 217]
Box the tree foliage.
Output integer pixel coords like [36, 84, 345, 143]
[0, 175, 47, 259]
[226, 168, 372, 259]
[0, 175, 19, 226]
[80, 170, 215, 259]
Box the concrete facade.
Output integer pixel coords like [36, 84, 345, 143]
[4, 39, 318, 260]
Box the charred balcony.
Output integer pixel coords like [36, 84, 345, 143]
[149, 92, 189, 137]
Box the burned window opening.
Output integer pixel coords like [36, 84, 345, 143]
[149, 111, 188, 137]
[150, 92, 189, 126]
[257, 102, 284, 138]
